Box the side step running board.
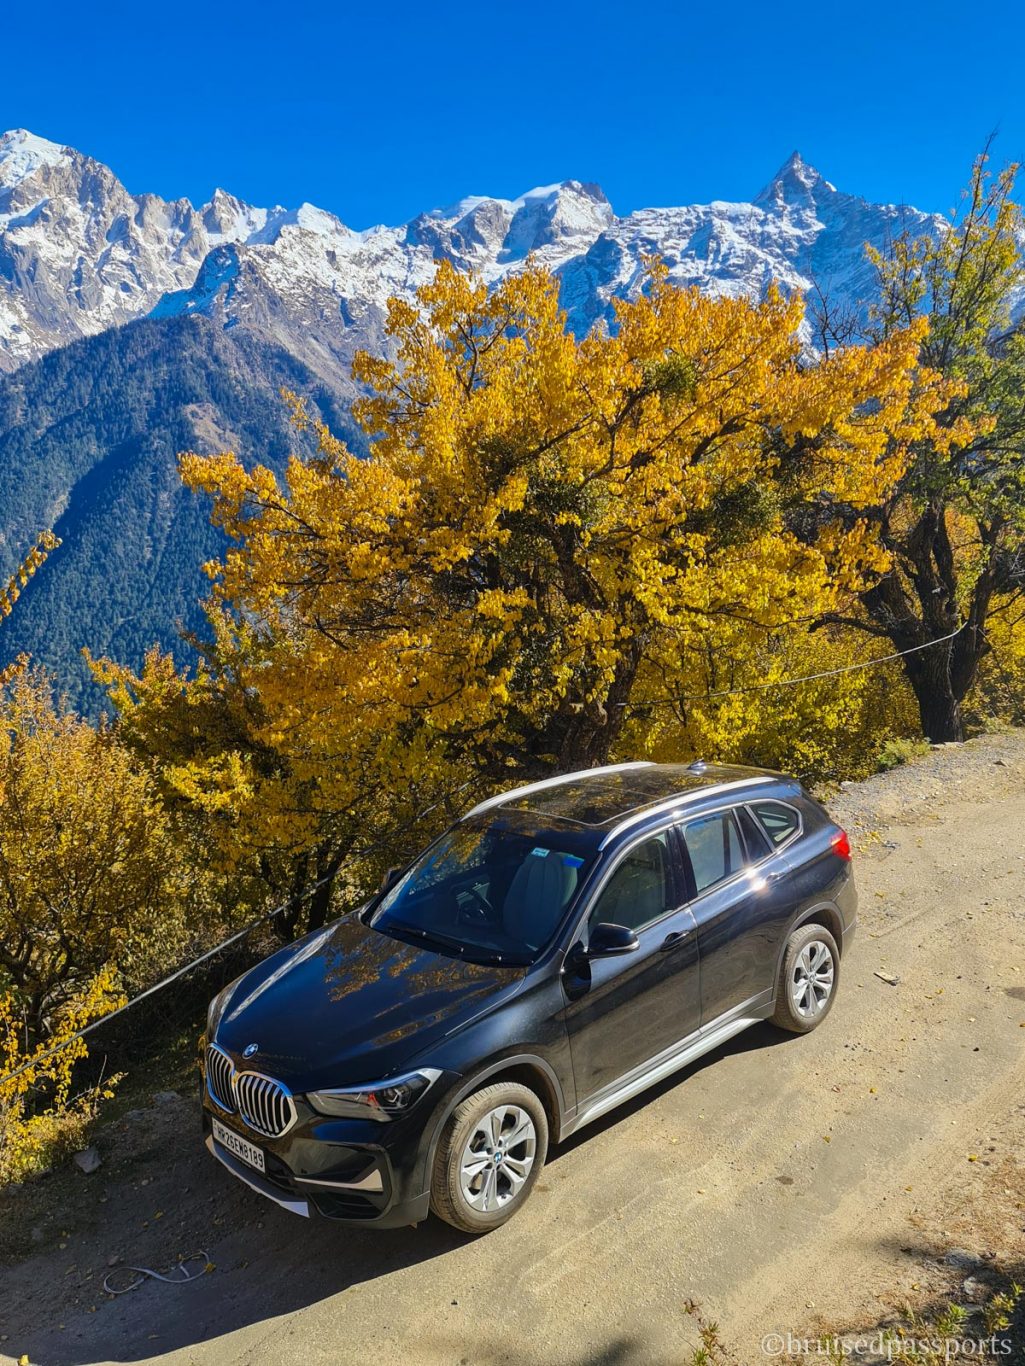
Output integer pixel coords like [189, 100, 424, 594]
[572, 1012, 766, 1132]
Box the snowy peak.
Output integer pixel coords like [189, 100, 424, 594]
[754, 151, 838, 211]
[502, 180, 614, 258]
[0, 130, 294, 370]
[0, 130, 944, 377]
[408, 179, 614, 270]
[0, 129, 70, 185]
[251, 201, 352, 244]
[202, 188, 265, 244]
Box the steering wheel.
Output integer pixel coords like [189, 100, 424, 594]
[455, 884, 494, 927]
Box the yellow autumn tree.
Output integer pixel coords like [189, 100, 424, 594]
[99, 262, 962, 927]
[0, 967, 124, 1183]
[0, 531, 58, 686]
[0, 542, 152, 1181]
[0, 670, 211, 1033]
[627, 620, 923, 783]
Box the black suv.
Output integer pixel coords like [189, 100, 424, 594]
[203, 761, 856, 1232]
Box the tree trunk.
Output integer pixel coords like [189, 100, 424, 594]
[552, 644, 642, 771]
[306, 861, 340, 934]
[901, 647, 965, 743]
[854, 504, 997, 746]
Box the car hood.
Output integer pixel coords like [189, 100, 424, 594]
[212, 913, 528, 1092]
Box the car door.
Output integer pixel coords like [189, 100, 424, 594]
[562, 828, 701, 1106]
[677, 804, 796, 1026]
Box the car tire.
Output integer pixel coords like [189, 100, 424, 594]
[771, 922, 840, 1034]
[430, 1081, 549, 1233]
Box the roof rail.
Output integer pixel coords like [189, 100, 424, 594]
[596, 776, 767, 849]
[462, 761, 654, 821]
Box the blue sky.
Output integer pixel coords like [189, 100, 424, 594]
[4, 0, 1024, 227]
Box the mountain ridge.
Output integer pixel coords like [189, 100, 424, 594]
[1, 129, 946, 380]
[0, 131, 956, 709]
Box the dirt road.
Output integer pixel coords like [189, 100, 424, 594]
[2, 735, 1024, 1365]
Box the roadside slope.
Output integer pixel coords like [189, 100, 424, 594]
[2, 733, 1024, 1365]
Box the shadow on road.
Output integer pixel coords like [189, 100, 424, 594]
[3, 1023, 788, 1366]
[549, 1018, 789, 1161]
[11, 1206, 473, 1364]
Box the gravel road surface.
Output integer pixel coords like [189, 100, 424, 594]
[2, 734, 1024, 1365]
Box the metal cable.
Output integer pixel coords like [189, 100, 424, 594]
[1, 779, 475, 1088]
[617, 622, 969, 708]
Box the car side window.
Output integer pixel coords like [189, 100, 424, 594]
[680, 810, 744, 895]
[750, 801, 800, 849]
[738, 805, 772, 860]
[587, 833, 672, 935]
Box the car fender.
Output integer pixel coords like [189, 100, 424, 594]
[771, 900, 846, 996]
[414, 1051, 568, 1198]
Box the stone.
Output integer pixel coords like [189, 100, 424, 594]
[962, 1276, 988, 1302]
[73, 1146, 102, 1175]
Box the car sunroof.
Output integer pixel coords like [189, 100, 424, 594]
[506, 766, 713, 827]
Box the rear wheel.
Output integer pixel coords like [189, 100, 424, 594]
[771, 923, 840, 1034]
[430, 1081, 548, 1232]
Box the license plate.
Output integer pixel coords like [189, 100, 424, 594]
[212, 1117, 265, 1173]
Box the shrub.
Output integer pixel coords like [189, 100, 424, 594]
[875, 736, 931, 771]
[0, 670, 213, 1034]
[0, 967, 124, 1183]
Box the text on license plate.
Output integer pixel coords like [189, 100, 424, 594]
[212, 1117, 265, 1173]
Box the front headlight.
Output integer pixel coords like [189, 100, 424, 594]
[307, 1068, 442, 1122]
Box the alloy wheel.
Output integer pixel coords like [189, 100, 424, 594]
[789, 938, 835, 1019]
[458, 1104, 537, 1213]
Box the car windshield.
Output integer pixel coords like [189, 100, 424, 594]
[367, 812, 600, 965]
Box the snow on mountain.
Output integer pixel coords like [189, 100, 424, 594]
[0, 131, 945, 379]
[0, 129, 313, 371]
[151, 156, 943, 385]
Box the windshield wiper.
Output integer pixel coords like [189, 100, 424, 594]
[377, 920, 528, 967]
[379, 920, 472, 957]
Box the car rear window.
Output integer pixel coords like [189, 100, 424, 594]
[750, 800, 800, 848]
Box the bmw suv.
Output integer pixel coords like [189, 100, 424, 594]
[203, 760, 856, 1232]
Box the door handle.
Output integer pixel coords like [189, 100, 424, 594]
[660, 930, 690, 952]
[750, 867, 784, 888]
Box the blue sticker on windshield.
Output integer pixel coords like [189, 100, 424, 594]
[563, 854, 585, 868]
[530, 847, 550, 858]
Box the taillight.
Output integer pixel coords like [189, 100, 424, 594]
[831, 829, 852, 861]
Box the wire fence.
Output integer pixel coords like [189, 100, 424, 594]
[1, 780, 476, 1090]
[0, 622, 971, 1091]
[617, 622, 968, 707]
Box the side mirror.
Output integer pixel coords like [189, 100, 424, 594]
[379, 865, 402, 893]
[587, 922, 640, 957]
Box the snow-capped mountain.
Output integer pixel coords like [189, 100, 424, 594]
[0, 129, 943, 379]
[0, 131, 956, 709]
[0, 130, 364, 372]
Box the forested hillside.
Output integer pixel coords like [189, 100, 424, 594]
[0, 131, 959, 702]
[0, 315, 352, 707]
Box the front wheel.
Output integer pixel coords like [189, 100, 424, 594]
[771, 923, 840, 1034]
[430, 1081, 548, 1233]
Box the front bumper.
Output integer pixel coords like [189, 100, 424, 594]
[201, 1078, 454, 1227]
[204, 1133, 430, 1226]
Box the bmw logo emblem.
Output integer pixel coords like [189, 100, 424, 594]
[242, 1043, 259, 1059]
